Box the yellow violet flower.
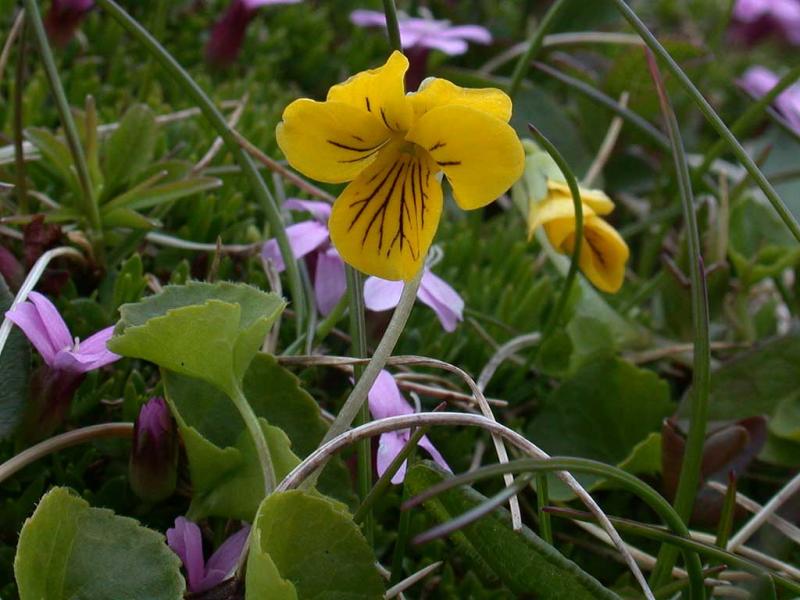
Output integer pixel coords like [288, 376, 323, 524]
[528, 180, 629, 293]
[276, 51, 525, 281]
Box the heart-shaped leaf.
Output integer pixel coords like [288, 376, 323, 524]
[245, 490, 384, 599]
[109, 281, 285, 395]
[15, 487, 184, 599]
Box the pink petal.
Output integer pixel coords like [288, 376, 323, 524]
[6, 302, 58, 365]
[419, 36, 469, 55]
[314, 248, 346, 316]
[363, 277, 403, 312]
[241, 0, 301, 9]
[437, 25, 492, 44]
[283, 198, 332, 222]
[166, 517, 206, 593]
[416, 271, 464, 332]
[368, 369, 414, 420]
[349, 9, 387, 28]
[28, 292, 73, 352]
[733, 0, 770, 21]
[739, 66, 780, 98]
[51, 326, 120, 373]
[377, 431, 410, 484]
[419, 434, 452, 474]
[261, 221, 330, 272]
[201, 525, 251, 592]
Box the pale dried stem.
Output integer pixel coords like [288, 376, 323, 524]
[143, 231, 258, 254]
[0, 422, 133, 484]
[384, 561, 441, 598]
[275, 411, 653, 600]
[193, 94, 248, 173]
[232, 129, 336, 203]
[707, 481, 800, 547]
[480, 32, 643, 75]
[0, 246, 84, 357]
[727, 470, 800, 553]
[476, 332, 541, 393]
[692, 530, 800, 580]
[583, 92, 629, 187]
[0, 9, 25, 88]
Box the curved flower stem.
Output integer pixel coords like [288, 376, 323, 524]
[309, 268, 424, 487]
[694, 64, 800, 183]
[0, 423, 133, 485]
[645, 51, 711, 589]
[527, 124, 583, 338]
[230, 382, 275, 495]
[381, 0, 402, 53]
[609, 0, 800, 244]
[23, 0, 103, 253]
[507, 0, 571, 99]
[346, 265, 373, 541]
[96, 0, 307, 338]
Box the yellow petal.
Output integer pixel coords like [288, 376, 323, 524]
[329, 144, 443, 281]
[547, 180, 614, 216]
[544, 215, 630, 293]
[276, 99, 391, 183]
[405, 104, 524, 210]
[527, 196, 597, 237]
[408, 77, 512, 122]
[327, 51, 413, 134]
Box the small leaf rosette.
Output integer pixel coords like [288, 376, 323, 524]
[276, 51, 525, 280]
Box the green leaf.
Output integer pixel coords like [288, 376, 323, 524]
[14, 487, 184, 599]
[102, 176, 222, 213]
[0, 277, 30, 440]
[245, 490, 384, 600]
[405, 462, 621, 600]
[679, 328, 800, 422]
[112, 253, 147, 312]
[102, 207, 160, 230]
[163, 353, 353, 519]
[101, 104, 158, 197]
[25, 127, 82, 199]
[527, 358, 672, 499]
[109, 281, 285, 394]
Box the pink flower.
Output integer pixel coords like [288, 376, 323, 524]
[739, 66, 800, 133]
[5, 291, 119, 373]
[368, 370, 450, 483]
[350, 10, 491, 55]
[167, 517, 250, 594]
[350, 10, 491, 89]
[129, 397, 178, 502]
[262, 199, 346, 317]
[206, 0, 302, 66]
[44, 0, 94, 46]
[731, 0, 800, 45]
[364, 270, 464, 332]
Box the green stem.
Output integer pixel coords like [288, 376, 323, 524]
[13, 14, 28, 213]
[96, 0, 307, 337]
[354, 425, 429, 524]
[507, 0, 571, 99]
[389, 478, 415, 585]
[694, 64, 800, 183]
[230, 383, 275, 495]
[646, 51, 711, 589]
[23, 0, 102, 247]
[609, 0, 800, 244]
[346, 265, 373, 542]
[321, 268, 423, 446]
[313, 294, 348, 344]
[527, 124, 583, 338]
[381, 0, 402, 53]
[536, 474, 553, 544]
